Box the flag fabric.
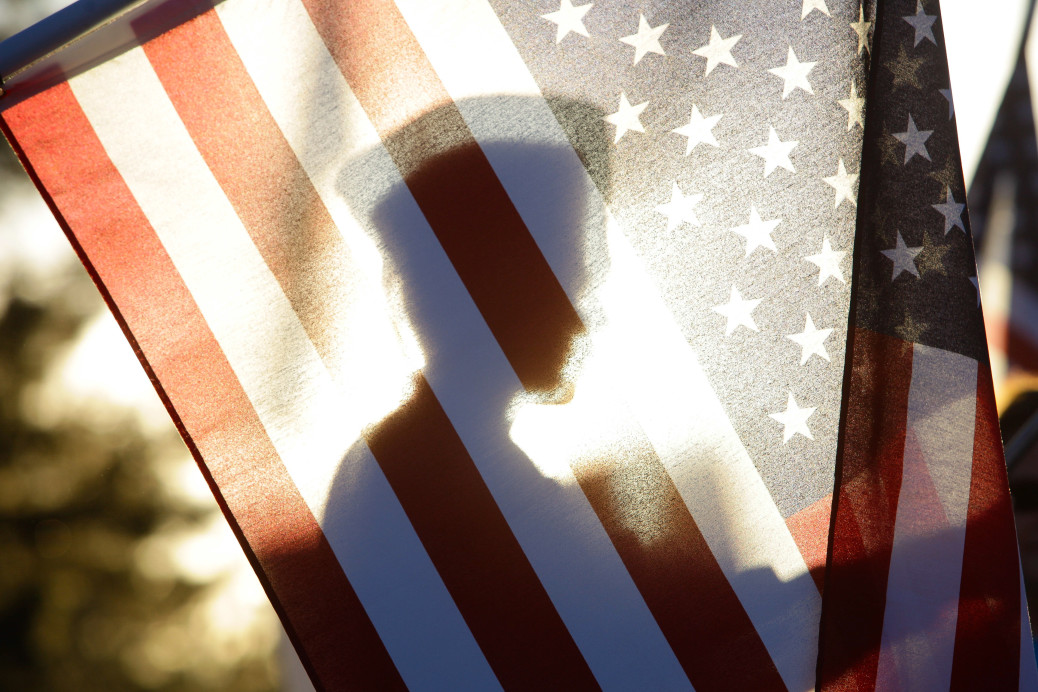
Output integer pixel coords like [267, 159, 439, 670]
[0, 0, 1033, 689]
[816, 3, 1036, 688]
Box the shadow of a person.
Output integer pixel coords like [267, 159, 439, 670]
[320, 90, 824, 690]
[323, 95, 712, 690]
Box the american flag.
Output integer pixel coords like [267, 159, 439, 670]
[817, 2, 1034, 688]
[0, 0, 1033, 688]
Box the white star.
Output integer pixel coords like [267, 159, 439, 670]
[824, 158, 858, 208]
[693, 26, 741, 76]
[850, 5, 872, 55]
[713, 285, 761, 335]
[969, 276, 980, 306]
[805, 236, 847, 286]
[768, 47, 816, 98]
[788, 313, 833, 365]
[730, 207, 780, 256]
[541, 0, 593, 44]
[770, 392, 816, 443]
[749, 126, 797, 176]
[838, 82, 865, 130]
[802, 0, 830, 19]
[903, 0, 936, 46]
[940, 88, 955, 119]
[893, 114, 933, 164]
[604, 92, 647, 143]
[932, 187, 965, 234]
[881, 232, 923, 280]
[655, 182, 703, 230]
[620, 14, 668, 64]
[671, 105, 721, 155]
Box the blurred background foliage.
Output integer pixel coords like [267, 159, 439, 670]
[0, 2, 294, 689]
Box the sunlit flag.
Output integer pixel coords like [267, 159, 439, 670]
[1, 0, 1034, 688]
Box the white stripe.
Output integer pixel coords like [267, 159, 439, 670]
[217, 0, 693, 686]
[393, 0, 820, 688]
[68, 46, 500, 690]
[876, 344, 977, 690]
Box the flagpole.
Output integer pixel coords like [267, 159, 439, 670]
[0, 0, 144, 93]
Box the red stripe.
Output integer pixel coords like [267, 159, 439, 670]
[298, 0, 788, 683]
[818, 327, 914, 691]
[786, 494, 832, 593]
[949, 365, 1021, 689]
[0, 83, 404, 691]
[575, 450, 786, 690]
[367, 377, 598, 689]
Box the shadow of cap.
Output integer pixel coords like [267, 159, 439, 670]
[338, 94, 611, 395]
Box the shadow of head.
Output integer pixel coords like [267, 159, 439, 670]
[338, 94, 611, 399]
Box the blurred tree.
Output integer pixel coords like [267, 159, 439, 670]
[0, 154, 281, 692]
[0, 3, 283, 689]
